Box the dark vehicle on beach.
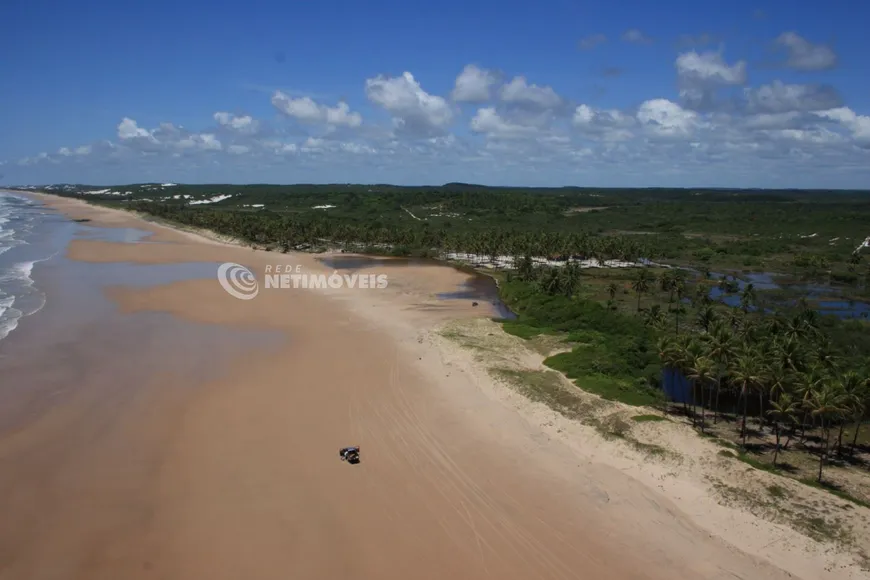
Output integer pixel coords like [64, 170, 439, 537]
[339, 446, 360, 464]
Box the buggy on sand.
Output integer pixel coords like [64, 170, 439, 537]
[339, 446, 360, 464]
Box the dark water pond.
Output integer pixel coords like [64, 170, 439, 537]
[703, 270, 870, 319]
[317, 255, 517, 320]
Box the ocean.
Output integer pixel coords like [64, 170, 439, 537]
[0, 192, 77, 342]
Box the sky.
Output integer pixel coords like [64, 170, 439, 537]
[1, 0, 868, 188]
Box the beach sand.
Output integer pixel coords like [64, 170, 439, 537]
[0, 193, 865, 579]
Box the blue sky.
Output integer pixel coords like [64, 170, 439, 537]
[1, 0, 868, 188]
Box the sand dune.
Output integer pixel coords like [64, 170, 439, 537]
[0, 192, 864, 579]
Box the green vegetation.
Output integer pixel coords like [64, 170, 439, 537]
[28, 183, 870, 290]
[632, 414, 668, 423]
[27, 182, 870, 507]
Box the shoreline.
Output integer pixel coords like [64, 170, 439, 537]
[3, 190, 868, 579]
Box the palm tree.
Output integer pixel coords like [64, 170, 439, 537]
[813, 340, 839, 373]
[659, 270, 676, 303]
[837, 371, 867, 455]
[672, 304, 687, 336]
[606, 282, 619, 301]
[704, 324, 734, 423]
[696, 304, 717, 333]
[808, 382, 848, 482]
[740, 282, 756, 312]
[536, 267, 563, 295]
[686, 356, 716, 432]
[560, 261, 581, 297]
[767, 392, 800, 466]
[516, 254, 535, 281]
[793, 366, 826, 443]
[645, 304, 667, 329]
[632, 269, 655, 312]
[730, 352, 765, 448]
[695, 282, 710, 306]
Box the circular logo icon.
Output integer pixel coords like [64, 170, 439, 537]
[217, 262, 258, 300]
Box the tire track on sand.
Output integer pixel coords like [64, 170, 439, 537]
[384, 346, 580, 580]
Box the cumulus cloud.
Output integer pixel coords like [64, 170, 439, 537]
[774, 32, 837, 71]
[573, 105, 636, 142]
[271, 93, 362, 128]
[814, 108, 870, 141]
[676, 49, 747, 110]
[676, 50, 747, 86]
[365, 71, 453, 135]
[452, 64, 499, 103]
[744, 81, 842, 114]
[499, 76, 562, 110]
[6, 60, 870, 188]
[637, 99, 704, 137]
[470, 107, 539, 139]
[214, 112, 259, 133]
[117, 118, 154, 141]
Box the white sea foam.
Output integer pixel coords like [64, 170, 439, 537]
[0, 194, 56, 343]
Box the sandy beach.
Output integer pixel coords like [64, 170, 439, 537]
[0, 192, 867, 580]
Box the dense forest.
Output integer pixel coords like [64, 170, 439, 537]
[26, 182, 870, 274]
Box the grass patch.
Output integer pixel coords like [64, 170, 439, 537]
[501, 321, 544, 339]
[799, 478, 870, 509]
[545, 366, 664, 407]
[735, 452, 782, 474]
[490, 367, 679, 461]
[632, 414, 667, 423]
[629, 440, 674, 458]
[489, 367, 601, 422]
[767, 484, 789, 499]
[792, 514, 852, 545]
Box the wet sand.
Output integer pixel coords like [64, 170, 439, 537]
[0, 193, 840, 579]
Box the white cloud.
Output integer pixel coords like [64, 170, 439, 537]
[271, 93, 362, 128]
[675, 49, 746, 111]
[499, 76, 562, 110]
[365, 71, 453, 135]
[117, 118, 154, 141]
[7, 61, 870, 188]
[214, 112, 259, 133]
[177, 133, 222, 151]
[451, 64, 499, 103]
[814, 108, 870, 141]
[744, 81, 841, 114]
[573, 105, 636, 141]
[775, 32, 837, 71]
[470, 107, 538, 138]
[676, 50, 746, 86]
[637, 99, 703, 137]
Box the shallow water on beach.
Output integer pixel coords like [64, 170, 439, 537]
[0, 229, 284, 435]
[0, 193, 232, 344]
[318, 255, 517, 319]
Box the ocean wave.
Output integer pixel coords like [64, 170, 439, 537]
[0, 295, 21, 342]
[0, 258, 51, 342]
[0, 194, 56, 343]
